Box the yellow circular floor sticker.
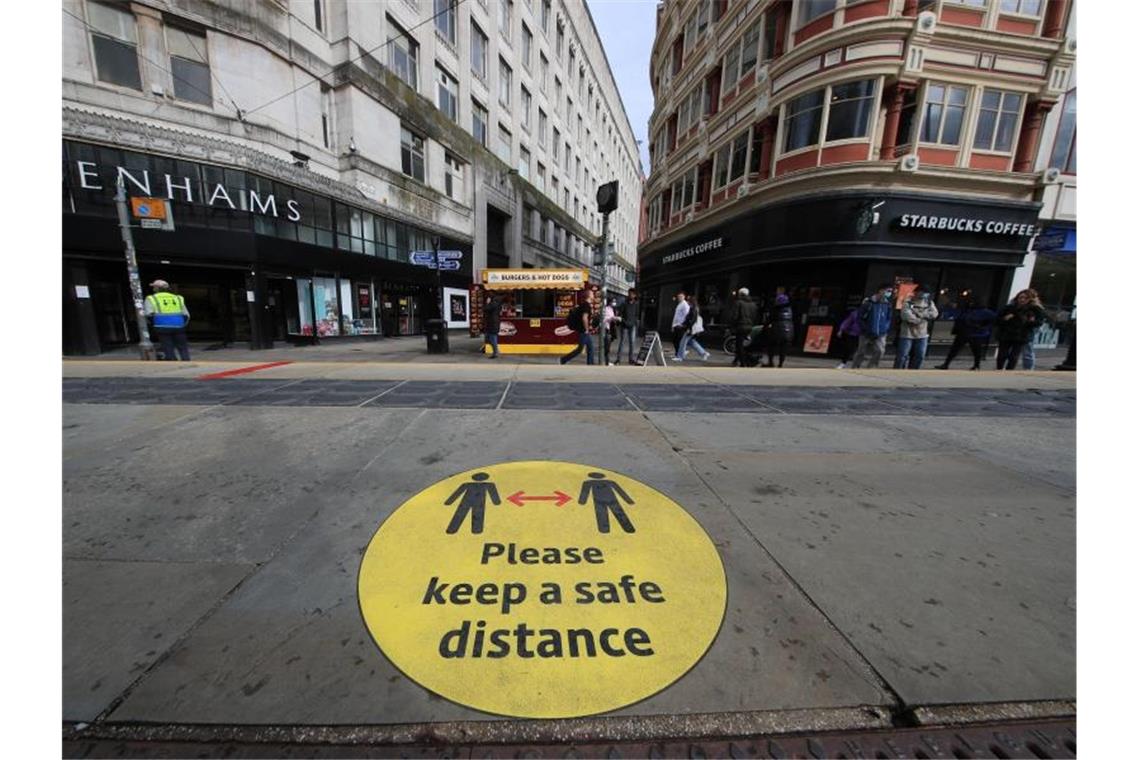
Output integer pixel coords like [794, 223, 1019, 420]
[358, 460, 727, 718]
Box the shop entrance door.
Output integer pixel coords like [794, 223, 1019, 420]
[397, 295, 421, 335]
[89, 277, 134, 347]
[265, 278, 291, 341]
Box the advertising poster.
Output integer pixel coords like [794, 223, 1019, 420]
[803, 325, 833, 354]
[443, 287, 470, 329]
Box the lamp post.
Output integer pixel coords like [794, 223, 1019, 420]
[113, 177, 154, 359]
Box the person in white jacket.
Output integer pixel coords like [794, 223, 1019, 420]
[894, 287, 939, 369]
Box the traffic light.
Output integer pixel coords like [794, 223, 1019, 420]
[596, 181, 618, 214]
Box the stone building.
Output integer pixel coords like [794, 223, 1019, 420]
[62, 0, 642, 353]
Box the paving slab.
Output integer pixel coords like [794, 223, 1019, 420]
[98, 408, 890, 724]
[686, 448, 1075, 705]
[63, 559, 253, 721]
[63, 405, 423, 564]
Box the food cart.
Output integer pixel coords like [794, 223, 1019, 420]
[469, 269, 599, 354]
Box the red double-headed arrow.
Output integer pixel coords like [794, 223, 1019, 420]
[507, 490, 572, 507]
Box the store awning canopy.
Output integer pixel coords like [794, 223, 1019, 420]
[481, 269, 589, 290]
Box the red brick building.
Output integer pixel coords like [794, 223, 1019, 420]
[637, 0, 1074, 351]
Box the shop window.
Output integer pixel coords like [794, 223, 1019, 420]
[1049, 89, 1076, 174]
[825, 79, 877, 141]
[434, 0, 456, 45]
[920, 83, 969, 145]
[313, 277, 341, 336]
[400, 126, 426, 181]
[166, 26, 212, 106]
[783, 89, 825, 151]
[387, 16, 418, 90]
[472, 99, 488, 146]
[796, 0, 836, 28]
[436, 64, 459, 122]
[973, 89, 1023, 152]
[471, 22, 488, 80]
[88, 2, 142, 90]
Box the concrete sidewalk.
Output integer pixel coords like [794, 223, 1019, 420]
[62, 363, 1075, 743]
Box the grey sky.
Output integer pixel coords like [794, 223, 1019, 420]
[586, 0, 658, 176]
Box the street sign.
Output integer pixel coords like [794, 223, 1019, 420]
[358, 460, 726, 718]
[438, 259, 460, 271]
[437, 250, 463, 260]
[139, 219, 163, 229]
[411, 251, 437, 266]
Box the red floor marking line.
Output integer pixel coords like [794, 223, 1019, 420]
[196, 361, 293, 380]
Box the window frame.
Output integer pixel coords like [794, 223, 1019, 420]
[472, 99, 489, 146]
[498, 56, 513, 107]
[972, 87, 1025, 153]
[387, 16, 419, 91]
[919, 82, 970, 146]
[795, 0, 838, 29]
[1048, 88, 1076, 175]
[436, 63, 459, 122]
[88, 1, 143, 91]
[400, 125, 426, 182]
[444, 152, 464, 200]
[434, 0, 457, 46]
[470, 22, 488, 80]
[166, 25, 213, 106]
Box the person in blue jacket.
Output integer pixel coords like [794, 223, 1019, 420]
[850, 284, 894, 368]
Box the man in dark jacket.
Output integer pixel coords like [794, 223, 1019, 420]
[483, 294, 503, 359]
[994, 289, 1046, 370]
[730, 287, 758, 368]
[936, 292, 996, 370]
[560, 294, 596, 365]
[765, 293, 795, 368]
[615, 289, 640, 365]
[851, 284, 893, 368]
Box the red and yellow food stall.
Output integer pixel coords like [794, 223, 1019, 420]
[469, 269, 599, 354]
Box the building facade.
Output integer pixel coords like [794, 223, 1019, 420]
[62, 0, 643, 354]
[638, 0, 1075, 354]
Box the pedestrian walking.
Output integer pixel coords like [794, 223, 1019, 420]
[729, 287, 758, 368]
[483, 293, 502, 359]
[559, 294, 596, 365]
[835, 307, 861, 369]
[765, 294, 795, 368]
[994, 289, 1046, 370]
[936, 293, 996, 370]
[850, 284, 893, 368]
[603, 297, 619, 365]
[615, 288, 640, 365]
[670, 291, 690, 359]
[145, 279, 191, 361]
[894, 286, 939, 369]
[675, 296, 711, 361]
[1020, 289, 1047, 370]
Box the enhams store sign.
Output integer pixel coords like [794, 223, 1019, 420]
[72, 161, 303, 221]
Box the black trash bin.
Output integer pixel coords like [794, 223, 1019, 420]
[425, 319, 450, 353]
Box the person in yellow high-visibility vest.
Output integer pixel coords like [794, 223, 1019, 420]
[144, 280, 191, 361]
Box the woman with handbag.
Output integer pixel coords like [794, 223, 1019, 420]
[674, 295, 711, 361]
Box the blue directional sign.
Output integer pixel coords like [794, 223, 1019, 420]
[437, 250, 463, 260]
[410, 251, 437, 266]
[438, 259, 461, 271]
[411, 250, 463, 269]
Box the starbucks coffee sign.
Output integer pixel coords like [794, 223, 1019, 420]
[896, 214, 1038, 237]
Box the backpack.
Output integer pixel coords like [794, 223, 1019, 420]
[567, 306, 585, 332]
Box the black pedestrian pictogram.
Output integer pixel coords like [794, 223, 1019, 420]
[578, 472, 635, 534]
[445, 472, 500, 534]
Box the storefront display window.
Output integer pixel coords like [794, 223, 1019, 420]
[295, 278, 314, 336]
[313, 276, 341, 336]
